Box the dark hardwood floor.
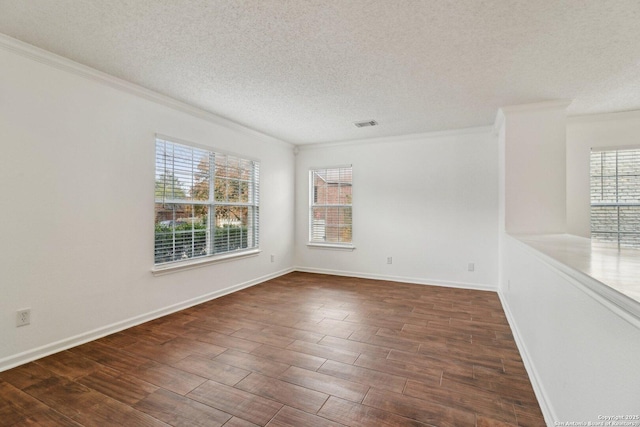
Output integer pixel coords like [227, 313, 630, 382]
[0, 272, 545, 426]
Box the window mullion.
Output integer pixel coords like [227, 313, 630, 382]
[209, 152, 215, 255]
[616, 151, 620, 249]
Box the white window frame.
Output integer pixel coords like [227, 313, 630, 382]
[308, 165, 354, 250]
[153, 136, 260, 274]
[590, 147, 640, 250]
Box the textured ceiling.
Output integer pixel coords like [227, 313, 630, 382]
[1, 1, 639, 144]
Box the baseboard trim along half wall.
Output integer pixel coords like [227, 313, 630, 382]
[294, 267, 497, 292]
[498, 291, 557, 426]
[0, 267, 295, 373]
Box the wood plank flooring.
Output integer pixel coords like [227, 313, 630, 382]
[0, 272, 545, 426]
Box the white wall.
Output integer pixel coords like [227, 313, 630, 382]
[497, 104, 640, 424]
[498, 102, 569, 235]
[0, 43, 295, 370]
[6, 35, 638, 424]
[294, 130, 499, 290]
[567, 110, 640, 237]
[501, 235, 640, 423]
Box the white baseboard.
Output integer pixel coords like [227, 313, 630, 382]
[498, 290, 556, 426]
[0, 267, 294, 372]
[0, 267, 495, 372]
[294, 266, 497, 292]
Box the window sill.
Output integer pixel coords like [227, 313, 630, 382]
[307, 243, 356, 251]
[151, 249, 261, 276]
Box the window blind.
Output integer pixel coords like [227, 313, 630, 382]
[309, 166, 352, 244]
[590, 148, 640, 249]
[155, 138, 259, 265]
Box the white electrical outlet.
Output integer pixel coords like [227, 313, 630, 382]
[468, 263, 475, 272]
[17, 309, 31, 327]
[387, 257, 393, 264]
[270, 254, 275, 263]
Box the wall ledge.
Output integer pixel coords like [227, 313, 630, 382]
[509, 234, 640, 328]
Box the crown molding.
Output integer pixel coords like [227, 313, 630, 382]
[498, 99, 573, 115]
[568, 108, 640, 124]
[0, 34, 294, 149]
[296, 125, 494, 151]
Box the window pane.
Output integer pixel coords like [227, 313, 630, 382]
[313, 171, 327, 205]
[240, 159, 253, 179]
[619, 206, 640, 232]
[325, 207, 341, 243]
[598, 176, 618, 203]
[326, 168, 340, 183]
[600, 151, 617, 176]
[155, 140, 211, 202]
[311, 207, 326, 241]
[192, 156, 210, 201]
[155, 138, 260, 265]
[592, 232, 619, 245]
[214, 206, 249, 253]
[310, 206, 351, 243]
[618, 175, 640, 203]
[214, 177, 228, 202]
[590, 148, 640, 249]
[338, 183, 352, 204]
[324, 226, 340, 243]
[620, 233, 640, 248]
[309, 166, 353, 244]
[590, 175, 603, 203]
[227, 179, 241, 203]
[591, 206, 618, 233]
[154, 204, 208, 264]
[618, 150, 640, 175]
[590, 152, 602, 176]
[239, 180, 249, 203]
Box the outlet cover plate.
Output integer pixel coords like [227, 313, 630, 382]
[17, 309, 31, 327]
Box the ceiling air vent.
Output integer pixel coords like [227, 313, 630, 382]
[353, 120, 378, 128]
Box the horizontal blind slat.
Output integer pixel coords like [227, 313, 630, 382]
[155, 139, 260, 265]
[590, 148, 640, 248]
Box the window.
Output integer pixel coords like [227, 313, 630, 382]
[309, 166, 352, 245]
[590, 148, 640, 249]
[155, 138, 259, 265]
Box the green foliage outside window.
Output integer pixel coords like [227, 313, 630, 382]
[154, 222, 248, 264]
